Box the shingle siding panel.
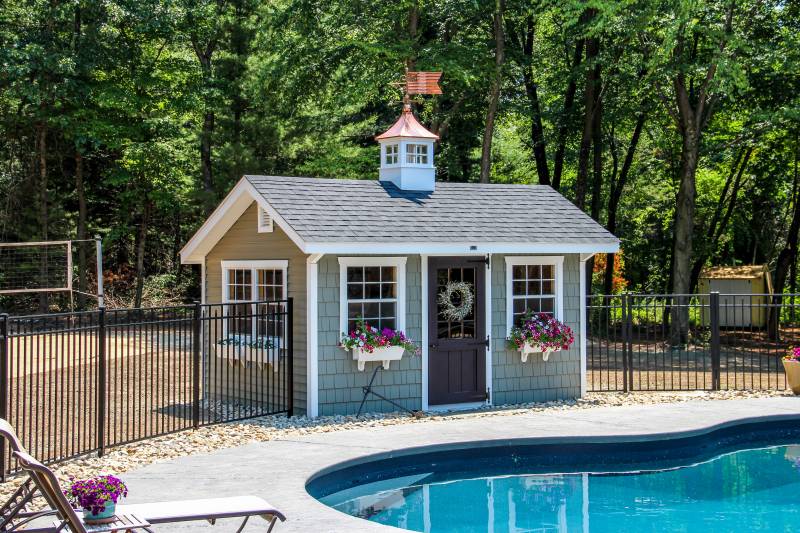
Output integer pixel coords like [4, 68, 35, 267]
[490, 254, 582, 405]
[317, 255, 423, 416]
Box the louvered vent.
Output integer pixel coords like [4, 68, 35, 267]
[257, 206, 273, 233]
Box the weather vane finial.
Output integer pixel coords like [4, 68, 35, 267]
[399, 67, 442, 110]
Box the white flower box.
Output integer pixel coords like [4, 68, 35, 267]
[352, 345, 406, 371]
[520, 344, 562, 363]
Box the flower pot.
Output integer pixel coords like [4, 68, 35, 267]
[352, 345, 406, 371]
[83, 501, 116, 523]
[783, 359, 800, 395]
[520, 345, 562, 363]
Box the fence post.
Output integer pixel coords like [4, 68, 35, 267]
[621, 294, 630, 392]
[192, 301, 201, 429]
[97, 307, 106, 457]
[286, 298, 294, 418]
[710, 291, 721, 390]
[0, 314, 8, 481]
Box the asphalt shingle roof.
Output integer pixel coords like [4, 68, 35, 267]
[245, 175, 618, 245]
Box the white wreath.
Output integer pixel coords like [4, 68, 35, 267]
[438, 281, 475, 321]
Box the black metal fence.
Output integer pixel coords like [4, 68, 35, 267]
[588, 292, 799, 392]
[0, 299, 293, 475]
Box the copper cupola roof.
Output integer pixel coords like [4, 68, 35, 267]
[375, 104, 439, 141]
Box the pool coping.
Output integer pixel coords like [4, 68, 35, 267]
[119, 397, 800, 533]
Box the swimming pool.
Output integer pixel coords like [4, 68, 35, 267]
[308, 419, 800, 532]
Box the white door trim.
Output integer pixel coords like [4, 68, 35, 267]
[422, 254, 492, 410]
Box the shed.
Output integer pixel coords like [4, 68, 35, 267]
[180, 103, 619, 417]
[699, 265, 773, 328]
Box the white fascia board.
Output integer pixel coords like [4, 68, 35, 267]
[304, 241, 619, 255]
[180, 177, 309, 264]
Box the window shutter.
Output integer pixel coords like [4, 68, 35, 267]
[257, 206, 273, 233]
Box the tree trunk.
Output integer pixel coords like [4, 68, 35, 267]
[200, 110, 214, 208]
[575, 31, 599, 211]
[552, 39, 585, 191]
[688, 146, 752, 292]
[770, 132, 800, 338]
[37, 123, 48, 313]
[670, 123, 699, 345]
[75, 150, 88, 309]
[603, 111, 646, 295]
[479, 0, 504, 184]
[133, 201, 152, 309]
[521, 16, 549, 185]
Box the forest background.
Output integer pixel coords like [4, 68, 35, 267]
[1, 0, 798, 313]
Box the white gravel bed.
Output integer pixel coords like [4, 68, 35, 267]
[2, 389, 792, 508]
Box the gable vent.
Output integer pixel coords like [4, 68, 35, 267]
[257, 206, 273, 233]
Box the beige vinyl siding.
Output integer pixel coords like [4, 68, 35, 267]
[205, 202, 308, 413]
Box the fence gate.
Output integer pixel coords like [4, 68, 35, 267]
[0, 300, 293, 476]
[588, 293, 799, 392]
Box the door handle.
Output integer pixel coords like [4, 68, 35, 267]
[429, 343, 438, 349]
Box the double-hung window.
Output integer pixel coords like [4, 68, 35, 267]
[505, 256, 564, 332]
[339, 257, 406, 334]
[405, 143, 428, 165]
[222, 260, 288, 341]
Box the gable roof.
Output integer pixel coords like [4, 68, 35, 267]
[180, 175, 619, 262]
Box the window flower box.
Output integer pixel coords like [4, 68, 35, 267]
[216, 335, 283, 371]
[352, 345, 406, 371]
[509, 311, 574, 363]
[341, 320, 418, 372]
[520, 344, 562, 362]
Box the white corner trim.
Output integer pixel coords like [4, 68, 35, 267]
[485, 253, 492, 406]
[579, 257, 588, 397]
[200, 260, 206, 304]
[421, 254, 429, 411]
[504, 256, 565, 335]
[337, 256, 408, 336]
[306, 254, 323, 418]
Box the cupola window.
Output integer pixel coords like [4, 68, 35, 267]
[385, 144, 399, 165]
[406, 143, 428, 165]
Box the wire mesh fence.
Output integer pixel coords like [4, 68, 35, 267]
[0, 299, 293, 476]
[588, 293, 799, 392]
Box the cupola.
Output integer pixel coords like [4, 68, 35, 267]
[376, 102, 439, 192]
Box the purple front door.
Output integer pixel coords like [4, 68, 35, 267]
[428, 257, 486, 405]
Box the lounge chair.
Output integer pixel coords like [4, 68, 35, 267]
[0, 421, 285, 533]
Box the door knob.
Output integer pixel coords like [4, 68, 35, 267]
[429, 343, 438, 349]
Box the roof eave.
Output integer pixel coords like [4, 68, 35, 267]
[301, 240, 620, 255]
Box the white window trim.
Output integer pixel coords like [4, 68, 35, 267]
[338, 256, 407, 335]
[383, 143, 399, 167]
[505, 256, 564, 335]
[221, 260, 289, 339]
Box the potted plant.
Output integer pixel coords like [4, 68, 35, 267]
[340, 320, 418, 371]
[783, 347, 800, 395]
[65, 475, 128, 523]
[508, 311, 575, 362]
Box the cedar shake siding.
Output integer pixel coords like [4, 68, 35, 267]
[205, 202, 308, 414]
[315, 253, 582, 415]
[317, 255, 423, 416]
[490, 254, 582, 404]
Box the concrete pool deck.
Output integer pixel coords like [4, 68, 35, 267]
[120, 396, 800, 532]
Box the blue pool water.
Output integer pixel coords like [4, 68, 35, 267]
[309, 421, 800, 532]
